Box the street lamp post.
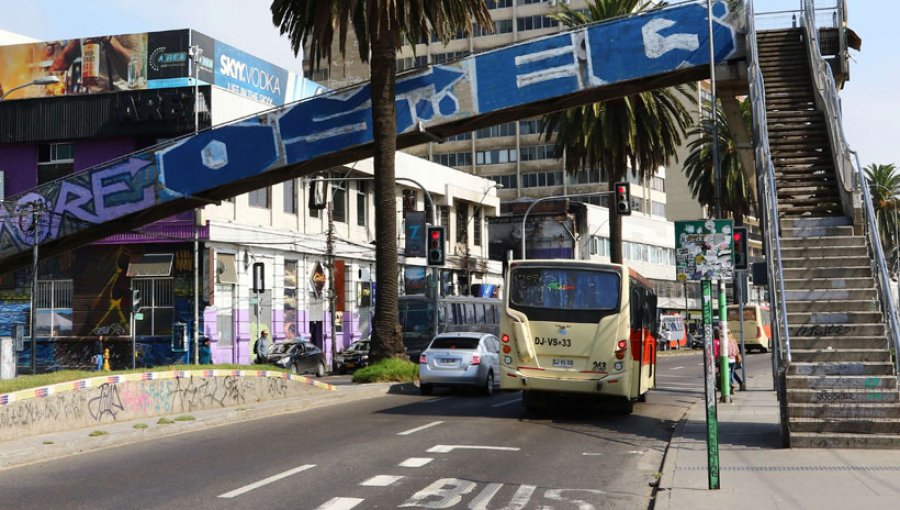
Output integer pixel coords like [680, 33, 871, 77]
[1, 75, 60, 375]
[464, 183, 503, 295]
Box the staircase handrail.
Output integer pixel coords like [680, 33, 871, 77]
[799, 0, 854, 193]
[802, 1, 900, 374]
[856, 153, 900, 375]
[745, 0, 792, 368]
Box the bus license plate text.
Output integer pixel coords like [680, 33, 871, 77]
[552, 359, 574, 368]
[534, 337, 572, 347]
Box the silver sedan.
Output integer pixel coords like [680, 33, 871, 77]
[418, 332, 500, 396]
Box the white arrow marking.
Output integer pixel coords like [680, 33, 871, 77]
[428, 444, 520, 453]
[398, 420, 445, 435]
[642, 18, 700, 59]
[315, 497, 364, 510]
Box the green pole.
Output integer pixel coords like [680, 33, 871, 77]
[702, 279, 720, 489]
[718, 279, 731, 402]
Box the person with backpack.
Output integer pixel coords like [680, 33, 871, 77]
[254, 329, 271, 364]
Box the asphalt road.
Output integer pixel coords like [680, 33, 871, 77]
[0, 351, 772, 510]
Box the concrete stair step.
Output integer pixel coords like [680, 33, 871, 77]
[786, 374, 897, 389]
[784, 309, 880, 323]
[788, 322, 885, 337]
[789, 431, 900, 448]
[780, 235, 860, 248]
[787, 362, 894, 377]
[783, 266, 870, 279]
[779, 245, 867, 258]
[781, 255, 870, 269]
[764, 84, 815, 94]
[780, 225, 853, 238]
[786, 300, 878, 313]
[783, 276, 872, 289]
[788, 402, 900, 419]
[780, 216, 851, 228]
[791, 349, 892, 363]
[779, 198, 843, 209]
[790, 336, 887, 350]
[786, 388, 900, 404]
[774, 163, 833, 173]
[779, 205, 844, 216]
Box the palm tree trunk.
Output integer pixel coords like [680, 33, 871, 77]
[369, 28, 405, 361]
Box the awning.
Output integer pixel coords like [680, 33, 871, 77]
[127, 254, 174, 277]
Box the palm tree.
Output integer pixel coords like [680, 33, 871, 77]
[271, 1, 493, 362]
[540, 0, 693, 263]
[865, 163, 900, 269]
[682, 98, 755, 225]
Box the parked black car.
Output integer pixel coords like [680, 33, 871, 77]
[335, 340, 370, 374]
[267, 340, 326, 377]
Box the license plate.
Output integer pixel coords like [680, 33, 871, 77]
[552, 358, 573, 369]
[438, 358, 459, 366]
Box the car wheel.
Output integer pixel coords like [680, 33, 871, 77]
[481, 372, 495, 397]
[315, 361, 326, 378]
[290, 363, 299, 375]
[419, 383, 434, 396]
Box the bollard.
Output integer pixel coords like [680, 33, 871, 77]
[103, 348, 111, 371]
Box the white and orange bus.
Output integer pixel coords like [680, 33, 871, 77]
[499, 260, 658, 414]
[727, 304, 772, 353]
[658, 313, 688, 350]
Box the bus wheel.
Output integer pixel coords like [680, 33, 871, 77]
[420, 383, 434, 396]
[618, 398, 634, 415]
[637, 392, 647, 403]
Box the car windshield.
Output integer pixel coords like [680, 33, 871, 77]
[429, 337, 480, 350]
[348, 342, 369, 353]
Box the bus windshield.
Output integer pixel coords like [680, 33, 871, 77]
[509, 267, 620, 310]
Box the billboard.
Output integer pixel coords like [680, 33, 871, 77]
[0, 29, 317, 105]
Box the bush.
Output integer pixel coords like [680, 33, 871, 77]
[352, 358, 418, 383]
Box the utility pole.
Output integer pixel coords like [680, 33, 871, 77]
[190, 44, 203, 365]
[29, 201, 40, 375]
[326, 200, 337, 372]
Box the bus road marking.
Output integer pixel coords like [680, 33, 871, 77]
[400, 457, 433, 467]
[428, 445, 520, 453]
[361, 475, 404, 486]
[315, 497, 364, 510]
[218, 464, 316, 498]
[399, 421, 445, 435]
[490, 397, 521, 408]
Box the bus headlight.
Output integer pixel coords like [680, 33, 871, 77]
[614, 361, 623, 371]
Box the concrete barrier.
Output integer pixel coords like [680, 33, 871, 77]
[0, 369, 334, 441]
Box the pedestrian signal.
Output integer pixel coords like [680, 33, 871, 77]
[613, 182, 631, 215]
[733, 226, 749, 270]
[426, 226, 446, 266]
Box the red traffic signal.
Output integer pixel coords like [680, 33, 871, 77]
[426, 226, 446, 266]
[733, 226, 748, 270]
[613, 182, 631, 215]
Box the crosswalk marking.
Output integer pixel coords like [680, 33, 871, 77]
[361, 475, 404, 486]
[428, 445, 520, 453]
[218, 464, 316, 498]
[399, 457, 433, 468]
[315, 497, 364, 510]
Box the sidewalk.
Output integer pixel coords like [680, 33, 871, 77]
[657, 374, 900, 509]
[0, 381, 407, 470]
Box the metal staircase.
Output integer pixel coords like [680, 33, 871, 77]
[749, 14, 900, 447]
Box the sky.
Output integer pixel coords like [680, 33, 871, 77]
[0, 0, 894, 169]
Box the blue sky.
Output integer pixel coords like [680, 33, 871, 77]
[0, 0, 894, 168]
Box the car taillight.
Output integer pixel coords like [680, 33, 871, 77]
[502, 345, 511, 354]
[615, 339, 627, 360]
[471, 355, 481, 365]
[501, 334, 510, 343]
[757, 326, 762, 338]
[419, 354, 427, 364]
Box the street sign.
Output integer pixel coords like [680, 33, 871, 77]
[675, 219, 735, 281]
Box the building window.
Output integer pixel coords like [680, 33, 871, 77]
[476, 122, 516, 139]
[133, 278, 174, 336]
[517, 14, 559, 32]
[456, 203, 469, 244]
[38, 142, 74, 185]
[332, 179, 347, 223]
[476, 148, 517, 165]
[567, 168, 605, 185]
[445, 131, 472, 142]
[440, 206, 450, 230]
[356, 181, 368, 227]
[402, 189, 417, 212]
[283, 179, 297, 214]
[431, 151, 473, 168]
[519, 119, 543, 135]
[249, 187, 270, 209]
[491, 174, 518, 189]
[522, 171, 563, 188]
[473, 209, 483, 246]
[651, 200, 666, 217]
[35, 279, 73, 337]
[652, 176, 666, 192]
[489, 0, 514, 8]
[519, 144, 557, 161]
[431, 51, 470, 65]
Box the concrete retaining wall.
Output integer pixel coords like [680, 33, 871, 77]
[0, 369, 334, 441]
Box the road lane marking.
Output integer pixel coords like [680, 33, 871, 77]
[218, 464, 315, 498]
[315, 497, 364, 510]
[428, 445, 520, 453]
[671, 366, 684, 370]
[422, 397, 450, 404]
[361, 475, 404, 486]
[398, 420, 445, 435]
[399, 457, 433, 467]
[490, 397, 521, 408]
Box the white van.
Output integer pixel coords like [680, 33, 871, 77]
[659, 314, 687, 350]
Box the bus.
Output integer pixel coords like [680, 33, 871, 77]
[500, 260, 658, 414]
[658, 313, 687, 350]
[727, 304, 772, 353]
[398, 295, 502, 361]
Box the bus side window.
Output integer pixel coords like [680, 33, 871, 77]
[475, 303, 485, 324]
[630, 288, 642, 330]
[466, 303, 476, 324]
[452, 304, 461, 325]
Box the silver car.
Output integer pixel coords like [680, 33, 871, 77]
[418, 332, 500, 396]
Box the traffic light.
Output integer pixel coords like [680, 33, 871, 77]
[733, 226, 749, 270]
[613, 182, 631, 215]
[426, 226, 446, 266]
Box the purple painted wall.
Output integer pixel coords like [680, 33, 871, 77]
[73, 138, 142, 172]
[0, 144, 38, 194]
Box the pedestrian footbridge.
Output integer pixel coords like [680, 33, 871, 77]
[0, 0, 896, 448]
